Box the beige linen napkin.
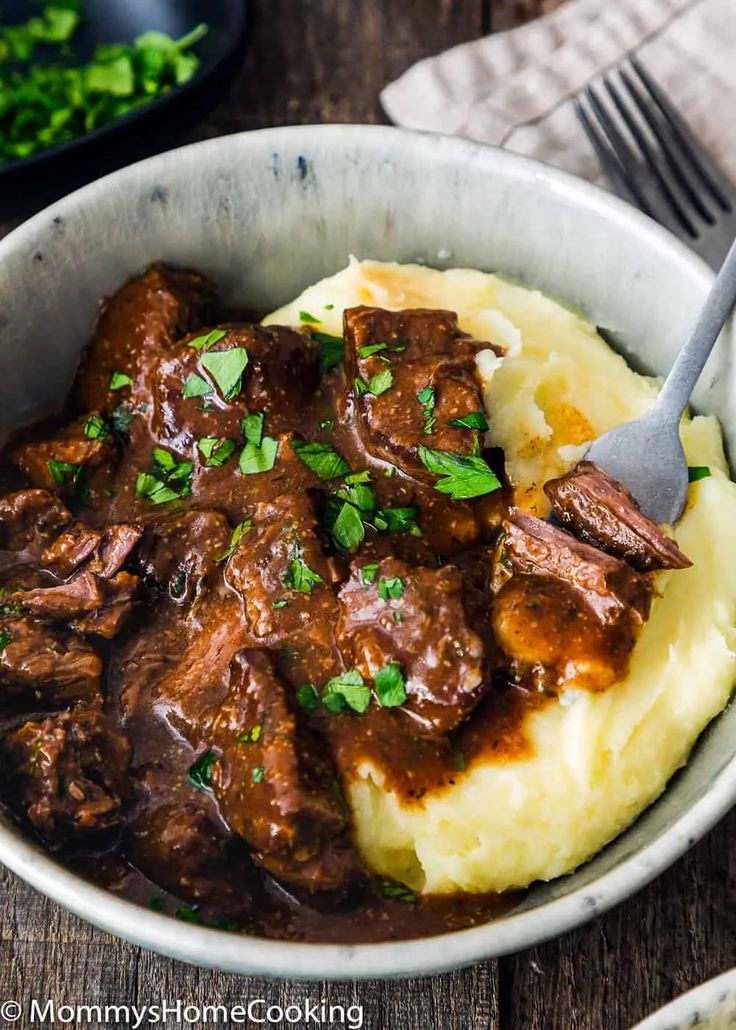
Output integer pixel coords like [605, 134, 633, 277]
[381, 0, 736, 189]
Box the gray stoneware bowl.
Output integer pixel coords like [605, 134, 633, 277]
[0, 125, 734, 979]
[634, 969, 736, 1029]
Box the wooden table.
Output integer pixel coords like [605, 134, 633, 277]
[1, 2, 734, 1027]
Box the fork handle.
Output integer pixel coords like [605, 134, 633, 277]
[657, 234, 736, 419]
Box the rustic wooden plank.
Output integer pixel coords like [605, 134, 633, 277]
[491, 0, 568, 32]
[501, 809, 736, 1029]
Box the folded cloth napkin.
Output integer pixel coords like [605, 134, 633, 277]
[381, 0, 736, 189]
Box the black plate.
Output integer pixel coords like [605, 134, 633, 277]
[1, 0, 248, 201]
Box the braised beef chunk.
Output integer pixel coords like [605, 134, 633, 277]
[148, 324, 319, 451]
[0, 615, 102, 706]
[10, 416, 117, 506]
[343, 307, 493, 482]
[139, 509, 232, 600]
[18, 570, 104, 619]
[225, 492, 339, 643]
[544, 460, 692, 572]
[75, 264, 213, 413]
[71, 571, 140, 639]
[337, 556, 487, 734]
[0, 490, 70, 552]
[126, 803, 252, 915]
[492, 513, 652, 691]
[208, 650, 363, 894]
[1, 705, 130, 847]
[40, 523, 102, 577]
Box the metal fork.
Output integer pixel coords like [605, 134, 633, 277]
[575, 55, 736, 269]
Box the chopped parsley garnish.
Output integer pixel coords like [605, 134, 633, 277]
[149, 895, 165, 912]
[183, 373, 212, 399]
[322, 669, 371, 714]
[324, 474, 421, 550]
[271, 599, 288, 609]
[111, 403, 135, 433]
[198, 436, 237, 468]
[187, 749, 217, 792]
[237, 724, 263, 744]
[0, 631, 11, 650]
[417, 385, 436, 434]
[109, 371, 133, 391]
[299, 310, 320, 324]
[283, 538, 324, 593]
[188, 328, 227, 351]
[324, 303, 334, 311]
[358, 340, 409, 359]
[251, 765, 265, 783]
[47, 460, 89, 502]
[374, 663, 407, 708]
[295, 683, 320, 711]
[418, 446, 501, 500]
[241, 412, 264, 447]
[449, 411, 489, 431]
[688, 466, 711, 482]
[319, 418, 334, 431]
[380, 878, 416, 903]
[136, 448, 193, 505]
[0, 17, 208, 166]
[239, 435, 278, 475]
[170, 570, 187, 598]
[331, 497, 366, 551]
[290, 440, 351, 480]
[215, 519, 251, 563]
[310, 330, 344, 371]
[361, 563, 380, 586]
[83, 414, 109, 440]
[356, 368, 394, 397]
[378, 576, 405, 601]
[176, 905, 204, 924]
[373, 507, 420, 535]
[199, 347, 248, 399]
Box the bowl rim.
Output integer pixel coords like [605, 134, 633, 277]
[0, 123, 731, 980]
[633, 967, 736, 1028]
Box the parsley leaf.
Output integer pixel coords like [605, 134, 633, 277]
[417, 385, 436, 434]
[198, 436, 237, 468]
[239, 436, 278, 475]
[188, 749, 217, 791]
[361, 563, 380, 586]
[378, 576, 405, 601]
[418, 447, 501, 500]
[373, 506, 420, 535]
[0, 631, 11, 651]
[251, 765, 265, 783]
[375, 663, 407, 708]
[380, 878, 416, 903]
[47, 459, 88, 502]
[331, 498, 366, 550]
[111, 403, 135, 433]
[323, 669, 371, 714]
[136, 448, 193, 505]
[241, 412, 264, 447]
[312, 331, 344, 371]
[200, 347, 248, 399]
[109, 371, 133, 391]
[183, 373, 212, 399]
[283, 538, 323, 593]
[188, 328, 227, 351]
[290, 440, 351, 480]
[215, 520, 251, 563]
[449, 411, 489, 431]
[362, 369, 394, 396]
[299, 310, 320, 324]
[237, 723, 263, 744]
[688, 465, 711, 482]
[296, 683, 320, 711]
[83, 414, 109, 440]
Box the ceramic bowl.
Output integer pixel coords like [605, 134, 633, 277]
[0, 125, 734, 979]
[634, 970, 736, 1029]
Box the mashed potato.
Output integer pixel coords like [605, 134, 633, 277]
[266, 259, 736, 895]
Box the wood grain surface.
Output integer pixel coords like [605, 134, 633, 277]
[1, 2, 734, 1028]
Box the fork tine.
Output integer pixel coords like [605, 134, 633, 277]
[602, 73, 697, 237]
[582, 83, 676, 229]
[573, 97, 651, 212]
[618, 64, 715, 226]
[630, 55, 734, 212]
